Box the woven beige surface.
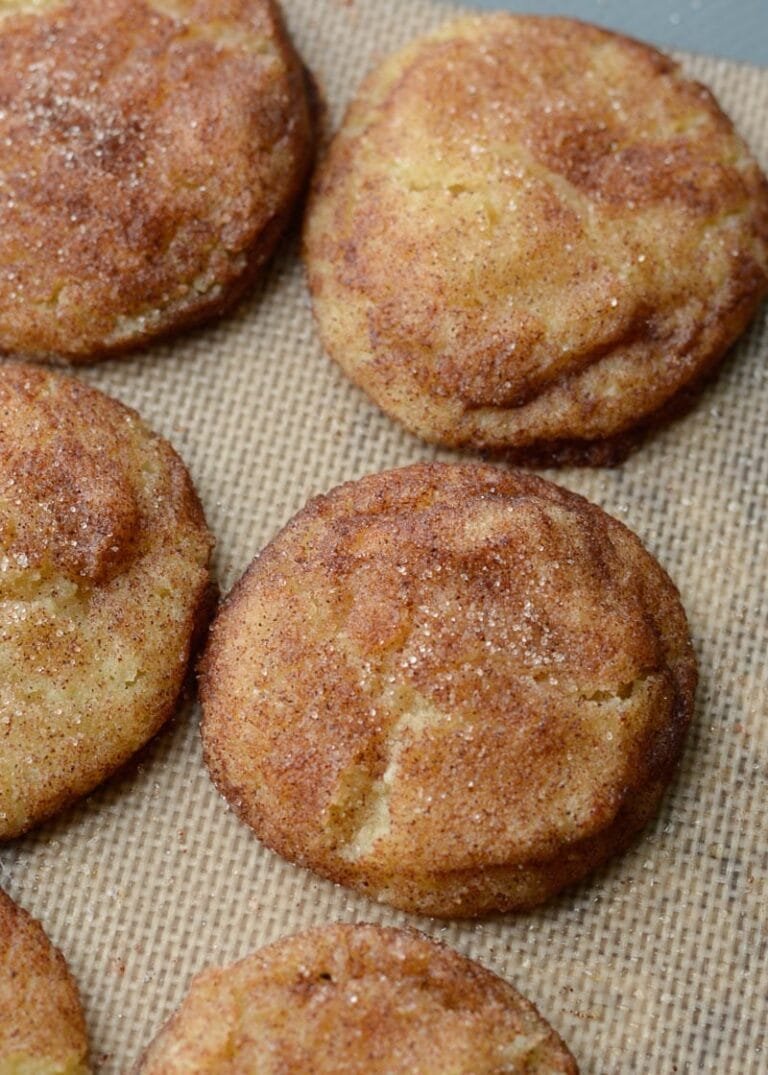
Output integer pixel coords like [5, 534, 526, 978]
[1, 2, 766, 1072]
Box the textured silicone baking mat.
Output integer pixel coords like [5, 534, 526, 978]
[2, 2, 766, 1072]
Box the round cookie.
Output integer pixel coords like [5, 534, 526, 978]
[0, 888, 89, 1074]
[0, 0, 313, 363]
[200, 462, 696, 917]
[0, 363, 213, 839]
[304, 15, 768, 464]
[136, 923, 578, 1073]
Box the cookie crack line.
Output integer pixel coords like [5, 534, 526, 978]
[328, 670, 653, 864]
[332, 691, 451, 862]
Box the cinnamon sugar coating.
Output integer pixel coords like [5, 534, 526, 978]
[0, 364, 213, 838]
[0, 888, 89, 1074]
[201, 463, 696, 916]
[304, 15, 768, 463]
[0, 0, 312, 363]
[135, 924, 578, 1073]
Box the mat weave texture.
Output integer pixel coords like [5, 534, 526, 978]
[1, 2, 766, 1072]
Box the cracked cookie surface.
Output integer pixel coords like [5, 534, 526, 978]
[135, 923, 578, 1073]
[0, 364, 213, 838]
[304, 15, 768, 463]
[0, 0, 312, 363]
[0, 888, 89, 1075]
[201, 462, 696, 916]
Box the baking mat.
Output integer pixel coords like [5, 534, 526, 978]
[2, 2, 767, 1071]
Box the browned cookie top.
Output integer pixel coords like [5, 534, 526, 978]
[0, 888, 89, 1073]
[0, 364, 213, 838]
[201, 463, 696, 916]
[305, 15, 768, 462]
[0, 0, 312, 362]
[136, 924, 578, 1073]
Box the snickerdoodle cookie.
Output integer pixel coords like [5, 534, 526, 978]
[0, 364, 213, 838]
[304, 15, 768, 463]
[0, 888, 89, 1074]
[0, 0, 312, 363]
[201, 463, 696, 916]
[135, 924, 578, 1073]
